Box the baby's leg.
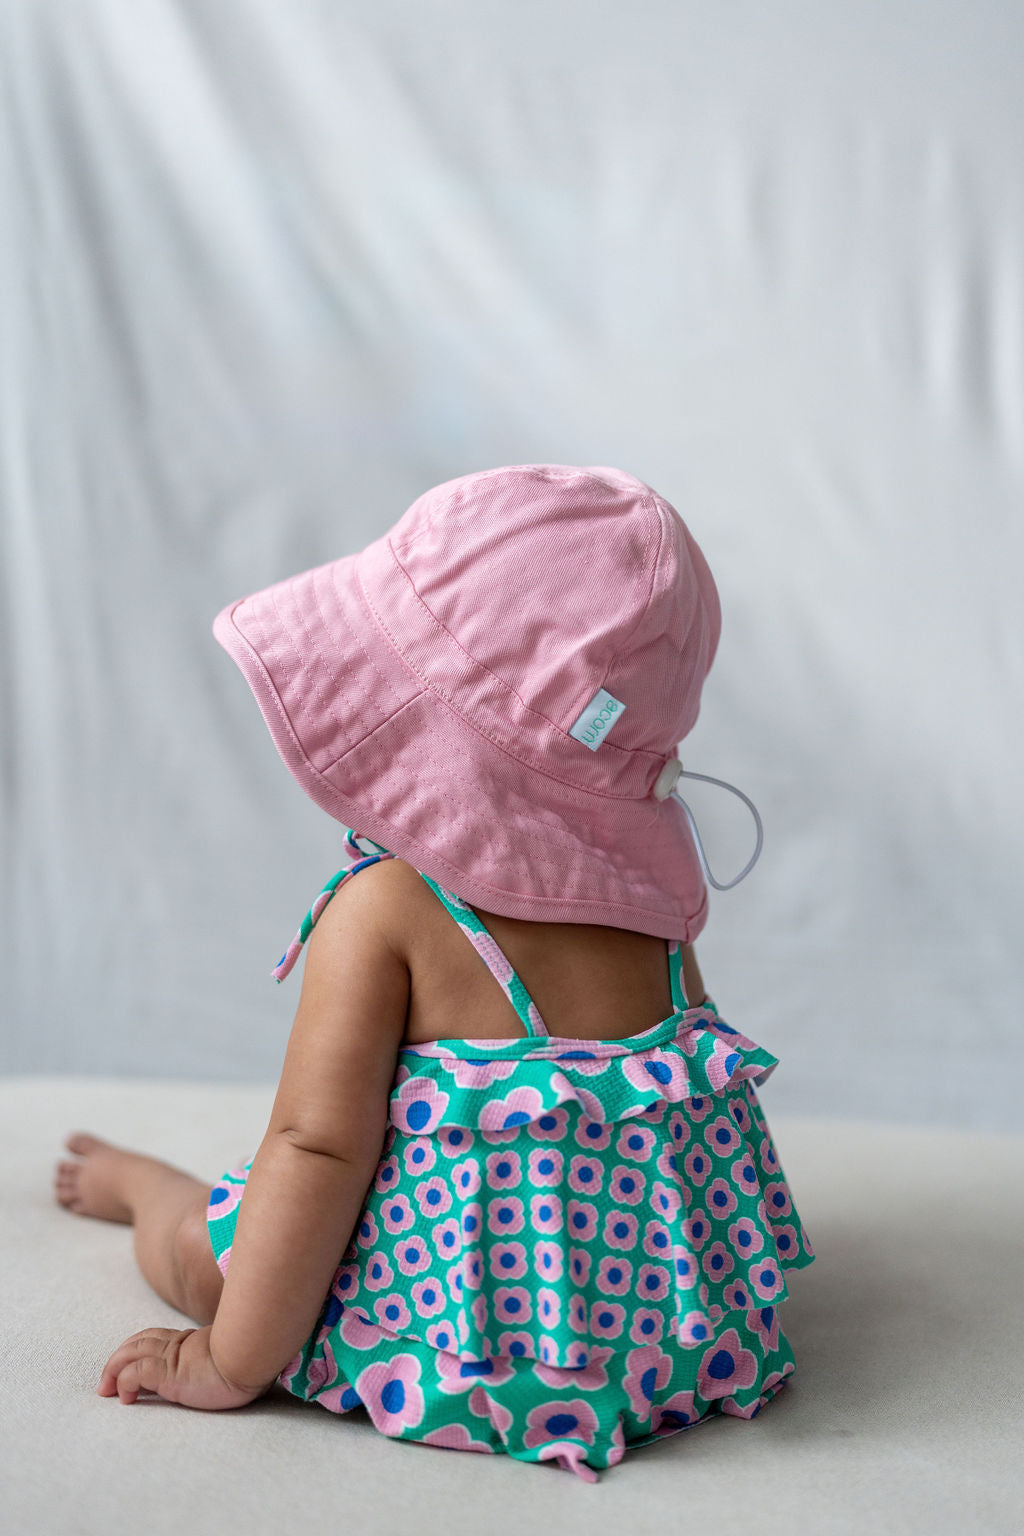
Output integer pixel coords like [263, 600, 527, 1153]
[55, 1133, 224, 1325]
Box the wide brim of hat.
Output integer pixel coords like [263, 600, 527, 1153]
[212, 550, 710, 943]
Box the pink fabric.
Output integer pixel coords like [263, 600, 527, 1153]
[212, 464, 721, 941]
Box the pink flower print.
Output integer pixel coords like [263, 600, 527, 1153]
[207, 1178, 244, 1225]
[720, 1393, 760, 1420]
[425, 1319, 459, 1353]
[574, 1116, 613, 1152]
[305, 1342, 339, 1397]
[746, 1305, 780, 1352]
[535, 1344, 614, 1390]
[487, 1194, 525, 1237]
[596, 1256, 633, 1296]
[622, 1051, 689, 1102]
[533, 1238, 564, 1283]
[380, 1193, 415, 1235]
[523, 1399, 599, 1450]
[702, 1241, 735, 1282]
[278, 1350, 304, 1391]
[708, 1302, 725, 1324]
[723, 1279, 754, 1311]
[374, 1292, 412, 1332]
[705, 1038, 746, 1093]
[609, 1166, 645, 1206]
[395, 1234, 432, 1277]
[214, 1244, 232, 1278]
[592, 1302, 626, 1339]
[461, 1249, 485, 1292]
[528, 1147, 563, 1185]
[536, 1287, 562, 1330]
[422, 1423, 494, 1453]
[331, 1261, 361, 1307]
[450, 1156, 481, 1199]
[651, 1390, 699, 1435]
[354, 1353, 426, 1435]
[636, 1263, 671, 1303]
[530, 1192, 563, 1234]
[642, 1220, 673, 1263]
[617, 1122, 657, 1162]
[537, 1442, 600, 1482]
[568, 1246, 592, 1286]
[411, 1277, 446, 1318]
[568, 1154, 604, 1196]
[706, 1114, 741, 1158]
[566, 1199, 599, 1242]
[497, 1329, 533, 1360]
[748, 1255, 785, 1302]
[629, 1307, 665, 1346]
[490, 1241, 528, 1281]
[470, 1294, 490, 1334]
[683, 1145, 712, 1186]
[622, 1344, 674, 1420]
[355, 1212, 378, 1249]
[432, 1215, 462, 1262]
[479, 1086, 546, 1133]
[570, 1085, 607, 1123]
[771, 1221, 799, 1265]
[445, 1259, 465, 1305]
[650, 1179, 682, 1221]
[485, 1149, 522, 1189]
[415, 1175, 453, 1219]
[373, 1154, 401, 1195]
[676, 1310, 714, 1347]
[685, 1093, 713, 1124]
[437, 1124, 475, 1159]
[706, 1177, 738, 1221]
[391, 1077, 450, 1136]
[802, 1227, 816, 1260]
[402, 1137, 437, 1177]
[449, 1058, 518, 1090]
[568, 1294, 589, 1333]
[667, 1109, 691, 1151]
[338, 1309, 388, 1351]
[671, 1244, 698, 1290]
[759, 1134, 780, 1175]
[493, 1285, 532, 1326]
[684, 1208, 711, 1251]
[479, 1123, 521, 1146]
[764, 1180, 793, 1220]
[655, 1143, 683, 1181]
[467, 1385, 514, 1436]
[730, 1152, 761, 1199]
[603, 1210, 639, 1251]
[527, 1107, 570, 1141]
[729, 1097, 752, 1135]
[697, 1328, 758, 1401]
[364, 1252, 394, 1292]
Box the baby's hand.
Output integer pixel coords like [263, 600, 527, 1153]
[97, 1325, 272, 1411]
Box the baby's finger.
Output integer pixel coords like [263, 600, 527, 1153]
[97, 1329, 180, 1399]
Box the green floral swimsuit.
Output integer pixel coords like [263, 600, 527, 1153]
[207, 833, 814, 1482]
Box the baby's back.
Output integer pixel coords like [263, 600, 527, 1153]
[371, 858, 708, 1047]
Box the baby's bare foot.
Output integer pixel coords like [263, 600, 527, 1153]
[55, 1132, 135, 1223]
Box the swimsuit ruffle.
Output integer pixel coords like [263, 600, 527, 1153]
[387, 1003, 780, 1137]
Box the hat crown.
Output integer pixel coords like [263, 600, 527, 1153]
[382, 464, 721, 763]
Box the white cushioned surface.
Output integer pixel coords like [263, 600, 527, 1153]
[2, 1078, 1020, 1534]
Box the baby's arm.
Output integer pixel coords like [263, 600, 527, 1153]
[207, 870, 410, 1395]
[99, 868, 409, 1408]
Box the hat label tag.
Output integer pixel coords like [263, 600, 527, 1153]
[568, 687, 626, 751]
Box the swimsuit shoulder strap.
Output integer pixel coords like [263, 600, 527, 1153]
[416, 872, 550, 1039]
[271, 830, 396, 982]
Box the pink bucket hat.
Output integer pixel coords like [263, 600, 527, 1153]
[213, 463, 752, 943]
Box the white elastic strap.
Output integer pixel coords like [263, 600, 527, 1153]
[672, 769, 764, 891]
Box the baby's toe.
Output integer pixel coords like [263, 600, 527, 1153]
[64, 1131, 109, 1157]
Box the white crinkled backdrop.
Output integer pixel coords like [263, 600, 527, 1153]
[2, 0, 1022, 1129]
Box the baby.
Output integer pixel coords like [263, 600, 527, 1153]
[55, 464, 813, 1481]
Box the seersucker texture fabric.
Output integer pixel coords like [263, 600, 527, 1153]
[206, 832, 814, 1482]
